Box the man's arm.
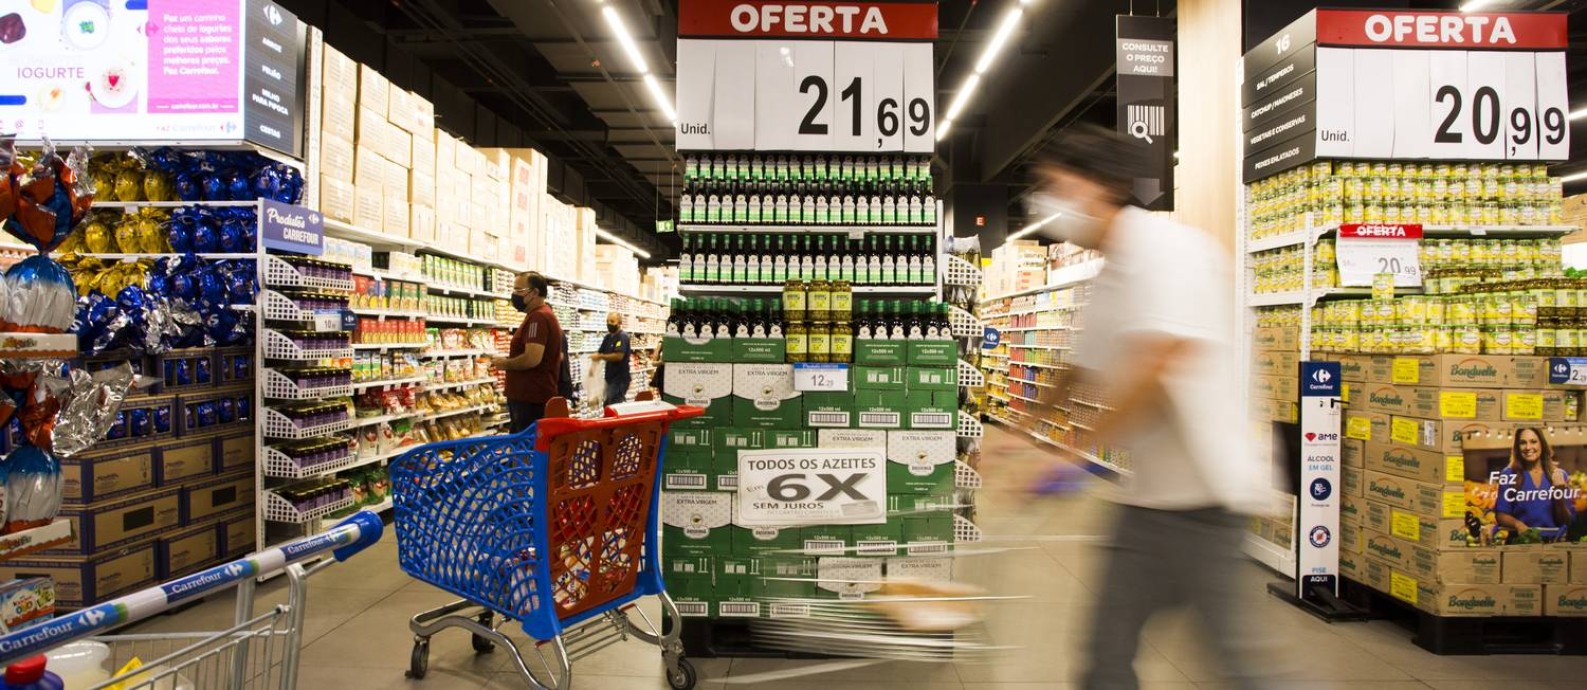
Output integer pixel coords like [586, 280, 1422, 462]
[1086, 332, 1194, 443]
[494, 343, 545, 371]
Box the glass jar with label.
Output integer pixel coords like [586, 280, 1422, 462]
[807, 280, 831, 324]
[807, 323, 830, 363]
[783, 280, 807, 323]
[785, 322, 808, 363]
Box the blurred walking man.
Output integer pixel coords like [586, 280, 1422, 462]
[1026, 125, 1270, 690]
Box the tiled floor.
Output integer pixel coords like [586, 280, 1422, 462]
[126, 425, 1587, 688]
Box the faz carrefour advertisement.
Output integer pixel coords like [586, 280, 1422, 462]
[1459, 427, 1587, 546]
[0, 0, 304, 155]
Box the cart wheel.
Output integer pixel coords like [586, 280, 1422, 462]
[471, 611, 495, 653]
[665, 657, 697, 690]
[406, 638, 430, 680]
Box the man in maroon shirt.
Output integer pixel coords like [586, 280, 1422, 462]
[493, 271, 563, 432]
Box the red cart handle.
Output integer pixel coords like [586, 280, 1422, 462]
[532, 404, 705, 450]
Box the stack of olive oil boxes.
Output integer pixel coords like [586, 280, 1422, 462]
[1326, 352, 1587, 618]
[659, 320, 962, 621]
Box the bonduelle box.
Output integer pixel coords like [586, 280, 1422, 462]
[1361, 383, 1418, 416]
[1253, 350, 1300, 378]
[1406, 544, 1502, 584]
[1389, 417, 1512, 454]
[1344, 410, 1390, 444]
[1363, 500, 1468, 549]
[1362, 441, 1464, 485]
[886, 430, 956, 495]
[1342, 439, 1365, 468]
[1502, 549, 1571, 585]
[1342, 464, 1363, 497]
[1252, 326, 1299, 351]
[1365, 470, 1464, 519]
[1500, 389, 1578, 423]
[732, 364, 802, 429]
[1412, 581, 1541, 617]
[1369, 354, 1549, 389]
[1407, 387, 1502, 422]
[1544, 583, 1587, 616]
[661, 491, 733, 557]
[803, 392, 855, 428]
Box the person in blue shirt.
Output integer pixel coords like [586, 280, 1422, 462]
[1494, 427, 1576, 542]
[590, 312, 633, 407]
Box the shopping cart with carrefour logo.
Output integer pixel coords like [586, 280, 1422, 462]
[390, 400, 705, 690]
[0, 512, 384, 689]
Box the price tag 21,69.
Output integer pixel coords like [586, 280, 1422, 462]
[1335, 224, 1424, 288]
[793, 363, 850, 392]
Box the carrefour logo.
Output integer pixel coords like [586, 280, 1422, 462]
[1313, 368, 1333, 385]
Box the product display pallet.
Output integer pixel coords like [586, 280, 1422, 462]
[676, 618, 846, 660]
[1340, 578, 1587, 656]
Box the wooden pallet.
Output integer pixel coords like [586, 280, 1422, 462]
[1341, 579, 1587, 655]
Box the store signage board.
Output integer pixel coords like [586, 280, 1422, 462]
[736, 447, 887, 526]
[1548, 358, 1587, 386]
[1335, 223, 1423, 288]
[675, 0, 936, 153]
[260, 199, 324, 255]
[981, 326, 1000, 349]
[792, 363, 850, 392]
[1296, 361, 1343, 600]
[1115, 15, 1175, 211]
[0, 0, 306, 157]
[1240, 10, 1568, 181]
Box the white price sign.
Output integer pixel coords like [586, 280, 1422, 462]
[676, 1, 937, 153]
[1307, 11, 1569, 162]
[793, 363, 850, 392]
[1335, 224, 1424, 288]
[737, 448, 887, 527]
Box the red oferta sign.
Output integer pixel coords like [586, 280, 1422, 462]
[1314, 10, 1567, 50]
[1339, 224, 1424, 239]
[678, 0, 938, 40]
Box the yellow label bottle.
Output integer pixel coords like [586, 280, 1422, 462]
[786, 322, 808, 363]
[831, 280, 852, 323]
[783, 280, 806, 323]
[831, 323, 853, 363]
[808, 323, 831, 363]
[808, 280, 832, 324]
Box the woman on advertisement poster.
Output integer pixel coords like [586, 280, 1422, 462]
[1492, 427, 1577, 544]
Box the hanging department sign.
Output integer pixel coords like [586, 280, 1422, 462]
[675, 0, 936, 153]
[1241, 9, 1568, 181]
[736, 447, 887, 526]
[1115, 15, 1175, 211]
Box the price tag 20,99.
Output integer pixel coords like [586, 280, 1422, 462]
[793, 363, 850, 392]
[1335, 224, 1424, 288]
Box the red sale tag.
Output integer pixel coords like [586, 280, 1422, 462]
[1338, 223, 1424, 239]
[1336, 224, 1423, 288]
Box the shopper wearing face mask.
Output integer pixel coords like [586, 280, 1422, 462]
[590, 313, 633, 407]
[1025, 124, 1272, 690]
[494, 271, 564, 433]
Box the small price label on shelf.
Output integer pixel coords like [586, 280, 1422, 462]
[793, 363, 850, 392]
[1336, 224, 1424, 288]
[313, 311, 344, 333]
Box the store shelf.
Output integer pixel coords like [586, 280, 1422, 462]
[943, 255, 984, 286]
[264, 490, 357, 524]
[1248, 287, 1394, 308]
[260, 289, 349, 323]
[347, 411, 421, 429]
[352, 376, 426, 392]
[262, 407, 353, 440]
[1006, 343, 1069, 351]
[986, 417, 1131, 476]
[94, 200, 260, 209]
[263, 445, 361, 480]
[1007, 392, 1044, 404]
[429, 403, 497, 421]
[424, 316, 500, 327]
[427, 284, 502, 300]
[678, 284, 936, 295]
[981, 260, 1104, 302]
[999, 325, 1071, 333]
[262, 255, 355, 292]
[350, 342, 426, 351]
[422, 349, 491, 359]
[678, 223, 937, 235]
[1244, 533, 1296, 579]
[348, 307, 427, 318]
[1008, 361, 1065, 369]
[262, 368, 354, 400]
[0, 520, 74, 562]
[1248, 224, 1578, 253]
[1009, 378, 1056, 388]
[425, 378, 497, 393]
[77, 252, 259, 260]
[263, 329, 353, 361]
[364, 498, 394, 514]
[1003, 305, 1082, 317]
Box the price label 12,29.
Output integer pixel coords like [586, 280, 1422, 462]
[1335, 223, 1424, 288]
[793, 363, 850, 392]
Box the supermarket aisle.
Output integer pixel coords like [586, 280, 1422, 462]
[127, 424, 1586, 689]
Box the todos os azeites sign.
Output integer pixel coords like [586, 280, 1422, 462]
[737, 448, 887, 527]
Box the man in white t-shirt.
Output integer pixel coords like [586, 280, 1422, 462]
[1025, 124, 1271, 690]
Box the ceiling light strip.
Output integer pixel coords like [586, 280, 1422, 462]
[595, 227, 654, 259]
[601, 3, 677, 124]
[938, 2, 1026, 142]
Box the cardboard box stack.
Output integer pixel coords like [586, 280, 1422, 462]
[657, 304, 965, 618]
[0, 348, 258, 608]
[982, 241, 1047, 298]
[1327, 352, 1587, 617]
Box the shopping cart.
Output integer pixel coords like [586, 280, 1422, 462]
[391, 400, 705, 690]
[0, 511, 383, 689]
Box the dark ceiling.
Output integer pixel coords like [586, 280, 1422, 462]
[282, 0, 1587, 261]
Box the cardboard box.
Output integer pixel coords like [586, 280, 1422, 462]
[1501, 389, 1578, 423]
[1389, 417, 1512, 454]
[662, 336, 732, 364]
[1361, 383, 1418, 416]
[1410, 388, 1503, 422]
[218, 507, 255, 557]
[0, 578, 54, 631]
[50, 488, 183, 556]
[901, 512, 954, 554]
[804, 392, 855, 428]
[1406, 545, 1503, 584]
[764, 430, 818, 450]
[1503, 549, 1571, 585]
[819, 429, 886, 449]
[184, 472, 255, 523]
[732, 364, 802, 429]
[1253, 374, 1300, 402]
[907, 391, 958, 431]
[855, 366, 907, 391]
[0, 541, 158, 608]
[1370, 355, 1550, 389]
[730, 524, 801, 555]
[885, 430, 955, 495]
[1340, 493, 1365, 524]
[663, 554, 713, 580]
[907, 340, 958, 366]
[760, 558, 819, 602]
[662, 576, 714, 618]
[1344, 410, 1390, 444]
[158, 522, 220, 578]
[217, 433, 253, 474]
[1252, 326, 1299, 351]
[1410, 581, 1541, 617]
[1363, 531, 1414, 571]
[320, 133, 355, 182]
[1340, 520, 1364, 554]
[352, 184, 383, 228]
[1545, 583, 1587, 616]
[855, 391, 907, 429]
[62, 444, 155, 503]
[661, 450, 714, 492]
[800, 526, 851, 556]
[1342, 439, 1366, 468]
[1362, 441, 1464, 484]
[357, 65, 389, 116]
[384, 195, 410, 239]
[852, 517, 905, 556]
[661, 363, 735, 426]
[158, 437, 216, 486]
[815, 557, 882, 600]
[1365, 470, 1464, 519]
[732, 338, 786, 364]
[1342, 464, 1363, 497]
[1253, 350, 1300, 377]
[906, 367, 957, 392]
[1364, 500, 1470, 549]
[662, 491, 734, 556]
[670, 428, 715, 453]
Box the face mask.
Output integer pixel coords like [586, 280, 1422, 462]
[1030, 194, 1107, 250]
[607, 324, 620, 333]
[512, 293, 529, 312]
